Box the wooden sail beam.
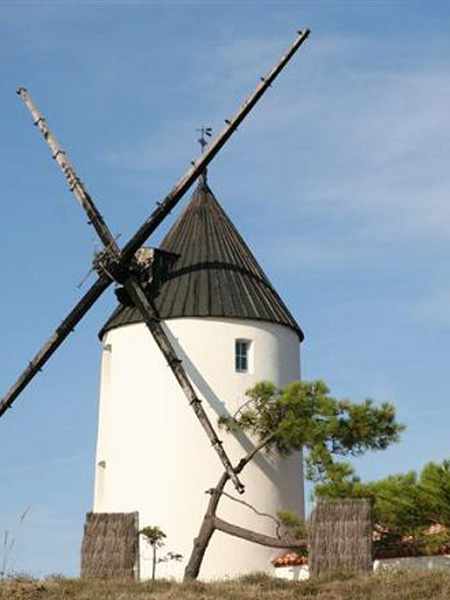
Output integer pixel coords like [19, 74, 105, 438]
[119, 29, 310, 264]
[17, 88, 119, 252]
[0, 275, 111, 418]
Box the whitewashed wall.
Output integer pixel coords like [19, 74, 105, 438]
[274, 565, 309, 581]
[93, 317, 303, 580]
[274, 555, 450, 581]
[374, 555, 450, 572]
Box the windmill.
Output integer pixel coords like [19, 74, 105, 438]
[1, 30, 310, 579]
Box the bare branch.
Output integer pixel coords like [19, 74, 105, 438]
[235, 433, 277, 474]
[231, 397, 257, 420]
[219, 490, 281, 538]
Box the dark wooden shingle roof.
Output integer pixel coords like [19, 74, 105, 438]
[100, 179, 303, 340]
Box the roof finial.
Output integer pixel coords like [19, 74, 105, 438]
[196, 126, 212, 186]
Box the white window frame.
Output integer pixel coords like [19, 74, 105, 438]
[235, 339, 251, 373]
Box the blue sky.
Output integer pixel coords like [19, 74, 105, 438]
[1, 0, 450, 577]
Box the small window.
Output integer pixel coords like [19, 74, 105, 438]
[235, 340, 250, 373]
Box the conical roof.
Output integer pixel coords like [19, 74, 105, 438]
[100, 179, 303, 340]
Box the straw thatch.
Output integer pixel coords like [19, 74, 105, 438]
[80, 512, 139, 579]
[309, 498, 373, 577]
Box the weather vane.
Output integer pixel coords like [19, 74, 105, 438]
[196, 126, 212, 153]
[196, 127, 212, 184]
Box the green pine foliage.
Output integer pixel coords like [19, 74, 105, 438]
[139, 526, 166, 548]
[316, 459, 450, 556]
[419, 460, 450, 528]
[219, 380, 404, 484]
[276, 510, 307, 543]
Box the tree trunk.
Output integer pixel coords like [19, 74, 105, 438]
[184, 437, 277, 581]
[184, 474, 229, 580]
[184, 515, 216, 580]
[152, 545, 156, 582]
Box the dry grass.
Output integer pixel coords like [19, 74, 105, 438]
[1, 571, 450, 600]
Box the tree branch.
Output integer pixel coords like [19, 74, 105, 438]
[213, 517, 306, 549]
[218, 490, 281, 538]
[230, 397, 257, 420]
[185, 433, 278, 579]
[235, 433, 277, 475]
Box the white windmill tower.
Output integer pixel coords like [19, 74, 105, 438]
[93, 160, 305, 580]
